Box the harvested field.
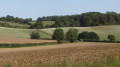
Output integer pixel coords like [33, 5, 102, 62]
[0, 37, 56, 44]
[0, 42, 120, 66]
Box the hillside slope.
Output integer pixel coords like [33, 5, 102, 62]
[0, 27, 51, 39]
[0, 25, 120, 41]
[41, 25, 120, 41]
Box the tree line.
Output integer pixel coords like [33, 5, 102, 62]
[1, 11, 120, 29]
[38, 11, 120, 28]
[0, 15, 32, 24]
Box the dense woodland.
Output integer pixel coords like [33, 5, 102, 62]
[0, 12, 120, 28]
[40, 12, 120, 27]
[0, 15, 32, 24]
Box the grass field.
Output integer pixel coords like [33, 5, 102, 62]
[0, 27, 51, 39]
[0, 25, 119, 41]
[0, 25, 120, 41]
[29, 21, 55, 26]
[41, 25, 120, 41]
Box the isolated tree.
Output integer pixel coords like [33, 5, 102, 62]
[78, 31, 99, 41]
[52, 28, 64, 44]
[37, 17, 42, 21]
[108, 35, 115, 41]
[34, 21, 44, 29]
[88, 32, 99, 41]
[66, 29, 78, 43]
[78, 31, 89, 41]
[30, 31, 40, 39]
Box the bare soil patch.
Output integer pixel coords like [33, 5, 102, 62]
[0, 37, 56, 44]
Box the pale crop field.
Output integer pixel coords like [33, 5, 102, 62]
[0, 42, 120, 66]
[0, 21, 30, 28]
[29, 21, 55, 26]
[41, 25, 120, 41]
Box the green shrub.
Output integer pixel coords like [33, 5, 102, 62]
[66, 29, 78, 43]
[30, 30, 40, 39]
[108, 35, 115, 42]
[78, 31, 99, 42]
[52, 28, 64, 44]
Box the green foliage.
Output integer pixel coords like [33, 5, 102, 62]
[3, 62, 12, 67]
[33, 25, 120, 41]
[108, 35, 115, 41]
[0, 21, 30, 29]
[52, 28, 64, 44]
[78, 31, 89, 41]
[66, 29, 78, 43]
[0, 15, 32, 24]
[78, 31, 99, 41]
[34, 21, 44, 29]
[30, 30, 40, 39]
[0, 42, 57, 48]
[39, 12, 120, 28]
[89, 32, 99, 41]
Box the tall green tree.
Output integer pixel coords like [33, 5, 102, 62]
[108, 35, 115, 42]
[66, 29, 78, 43]
[88, 32, 99, 41]
[34, 21, 44, 29]
[78, 31, 89, 41]
[78, 31, 99, 41]
[30, 31, 40, 39]
[52, 29, 65, 44]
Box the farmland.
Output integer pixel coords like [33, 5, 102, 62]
[0, 27, 51, 39]
[0, 42, 120, 67]
[0, 25, 120, 41]
[0, 21, 30, 29]
[29, 21, 55, 26]
[41, 25, 120, 41]
[0, 37, 55, 44]
[0, 24, 120, 67]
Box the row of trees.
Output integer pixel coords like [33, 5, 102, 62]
[38, 12, 120, 28]
[52, 29, 116, 43]
[0, 15, 32, 24]
[30, 29, 116, 43]
[52, 29, 100, 43]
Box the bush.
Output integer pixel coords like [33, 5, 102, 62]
[30, 31, 40, 39]
[78, 31, 89, 41]
[34, 21, 44, 29]
[108, 35, 115, 42]
[52, 28, 64, 44]
[78, 31, 99, 42]
[66, 29, 78, 43]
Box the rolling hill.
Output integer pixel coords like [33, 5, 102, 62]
[0, 21, 30, 29]
[40, 25, 120, 41]
[29, 21, 55, 26]
[0, 25, 120, 41]
[0, 27, 51, 39]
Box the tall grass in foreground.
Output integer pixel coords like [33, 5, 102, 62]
[3, 53, 120, 67]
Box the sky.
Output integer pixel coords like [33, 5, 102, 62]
[0, 0, 120, 20]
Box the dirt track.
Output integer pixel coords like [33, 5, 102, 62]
[0, 37, 56, 44]
[0, 42, 120, 66]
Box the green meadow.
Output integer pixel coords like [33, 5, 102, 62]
[41, 25, 120, 41]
